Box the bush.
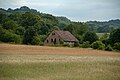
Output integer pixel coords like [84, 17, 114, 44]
[105, 45, 113, 51]
[31, 36, 41, 45]
[48, 44, 70, 47]
[74, 42, 80, 47]
[0, 33, 21, 44]
[82, 41, 90, 48]
[102, 39, 110, 46]
[109, 28, 120, 44]
[98, 46, 105, 50]
[62, 44, 70, 47]
[91, 41, 105, 50]
[113, 42, 120, 51]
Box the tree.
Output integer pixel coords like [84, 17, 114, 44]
[64, 22, 88, 36]
[21, 12, 41, 28]
[83, 32, 98, 44]
[99, 33, 109, 40]
[109, 28, 120, 44]
[91, 41, 105, 50]
[97, 25, 112, 33]
[23, 26, 38, 44]
[31, 36, 41, 45]
[64, 24, 75, 35]
[9, 12, 22, 22]
[82, 41, 90, 48]
[105, 45, 113, 51]
[2, 19, 18, 30]
[0, 11, 7, 24]
[0, 32, 21, 43]
[40, 26, 49, 35]
[15, 27, 25, 35]
[113, 42, 120, 51]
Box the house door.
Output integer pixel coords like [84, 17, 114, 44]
[54, 38, 57, 44]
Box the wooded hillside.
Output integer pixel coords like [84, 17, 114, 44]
[0, 6, 120, 51]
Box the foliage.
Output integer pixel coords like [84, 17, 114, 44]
[97, 25, 113, 33]
[48, 43, 70, 47]
[91, 41, 105, 50]
[23, 26, 38, 44]
[62, 44, 70, 47]
[74, 42, 81, 47]
[87, 19, 120, 33]
[0, 11, 7, 24]
[105, 45, 113, 51]
[0, 32, 21, 43]
[21, 12, 41, 28]
[83, 32, 98, 44]
[15, 27, 25, 35]
[113, 42, 120, 51]
[2, 19, 18, 30]
[31, 36, 41, 45]
[56, 16, 71, 29]
[109, 28, 120, 44]
[31, 35, 46, 45]
[82, 41, 90, 48]
[99, 33, 109, 40]
[64, 22, 88, 36]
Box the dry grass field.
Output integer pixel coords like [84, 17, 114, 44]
[0, 43, 120, 80]
[0, 43, 120, 55]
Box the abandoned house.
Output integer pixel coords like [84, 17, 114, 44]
[44, 30, 78, 46]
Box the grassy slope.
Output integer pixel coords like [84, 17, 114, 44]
[0, 54, 120, 80]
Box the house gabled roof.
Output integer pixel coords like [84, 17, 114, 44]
[54, 30, 78, 42]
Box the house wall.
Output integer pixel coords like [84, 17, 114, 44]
[44, 31, 62, 45]
[64, 41, 75, 47]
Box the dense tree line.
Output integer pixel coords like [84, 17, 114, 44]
[87, 20, 120, 33]
[0, 6, 120, 51]
[0, 6, 89, 44]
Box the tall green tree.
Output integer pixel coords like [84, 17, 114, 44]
[0, 11, 7, 24]
[109, 28, 120, 44]
[64, 22, 88, 36]
[23, 26, 38, 44]
[21, 12, 41, 28]
[83, 32, 98, 44]
[2, 19, 18, 30]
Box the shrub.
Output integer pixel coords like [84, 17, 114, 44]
[91, 41, 105, 50]
[105, 45, 113, 51]
[102, 39, 110, 46]
[0, 33, 21, 44]
[98, 46, 105, 50]
[113, 42, 120, 51]
[82, 41, 90, 48]
[74, 42, 80, 47]
[31, 36, 41, 45]
[109, 28, 120, 44]
[62, 44, 70, 47]
[48, 44, 70, 47]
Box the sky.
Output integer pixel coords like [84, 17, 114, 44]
[0, 0, 120, 22]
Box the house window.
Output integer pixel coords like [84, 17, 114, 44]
[51, 39, 53, 42]
[52, 33, 55, 36]
[47, 40, 49, 43]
